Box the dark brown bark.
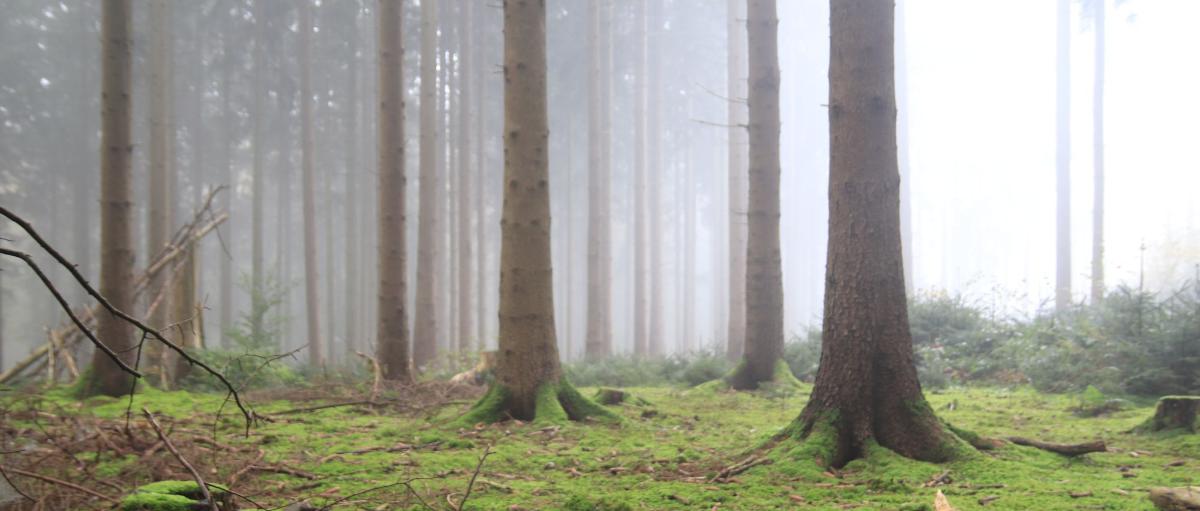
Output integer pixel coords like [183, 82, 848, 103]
[87, 0, 136, 397]
[413, 0, 439, 370]
[300, 0, 324, 367]
[728, 0, 782, 390]
[585, 0, 613, 361]
[790, 0, 955, 468]
[376, 0, 410, 382]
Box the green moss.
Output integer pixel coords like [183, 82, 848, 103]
[120, 480, 229, 511]
[554, 379, 619, 424]
[533, 381, 570, 424]
[457, 384, 510, 426]
[457, 378, 618, 427]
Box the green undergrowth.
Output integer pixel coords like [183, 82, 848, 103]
[6, 383, 1200, 510]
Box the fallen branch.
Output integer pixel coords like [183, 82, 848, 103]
[1007, 437, 1107, 456]
[709, 455, 772, 483]
[142, 408, 216, 511]
[0, 464, 118, 504]
[455, 444, 494, 511]
[355, 351, 383, 403]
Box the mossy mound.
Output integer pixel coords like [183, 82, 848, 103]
[1135, 396, 1199, 434]
[457, 378, 619, 426]
[121, 480, 233, 511]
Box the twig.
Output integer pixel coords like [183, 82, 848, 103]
[143, 408, 216, 511]
[0, 464, 118, 503]
[0, 464, 36, 502]
[709, 455, 772, 483]
[313, 476, 440, 511]
[456, 444, 494, 511]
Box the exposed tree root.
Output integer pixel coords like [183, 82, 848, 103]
[1006, 437, 1107, 456]
[458, 379, 618, 426]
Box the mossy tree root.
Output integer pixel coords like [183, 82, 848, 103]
[724, 359, 803, 391]
[458, 379, 619, 426]
[780, 399, 969, 469]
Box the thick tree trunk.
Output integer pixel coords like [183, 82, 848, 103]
[585, 0, 613, 361]
[299, 0, 324, 367]
[1091, 0, 1105, 305]
[728, 0, 783, 390]
[632, 0, 649, 357]
[1055, 0, 1072, 312]
[376, 0, 410, 382]
[790, 0, 956, 468]
[646, 0, 664, 357]
[461, 0, 610, 425]
[726, 0, 748, 362]
[86, 0, 136, 397]
[413, 0, 439, 370]
[457, 2, 474, 354]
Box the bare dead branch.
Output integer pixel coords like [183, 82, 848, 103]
[455, 444, 494, 511]
[0, 464, 118, 504]
[142, 408, 216, 511]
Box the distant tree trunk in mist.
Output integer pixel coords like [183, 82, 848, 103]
[632, 0, 649, 357]
[728, 0, 783, 390]
[1055, 0, 1072, 312]
[790, 0, 956, 469]
[219, 35, 233, 348]
[474, 5, 488, 349]
[1091, 0, 1105, 305]
[726, 0, 748, 362]
[585, 0, 613, 361]
[457, 0, 474, 354]
[300, 1, 324, 366]
[172, 32, 205, 383]
[251, 0, 267, 342]
[647, 0, 664, 357]
[897, 0, 914, 296]
[683, 150, 697, 352]
[376, 0, 411, 382]
[147, 0, 174, 337]
[345, 5, 361, 357]
[86, 0, 135, 397]
[413, 0, 439, 370]
[460, 0, 610, 425]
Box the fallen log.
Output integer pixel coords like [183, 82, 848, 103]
[1007, 437, 1106, 456]
[1150, 487, 1200, 510]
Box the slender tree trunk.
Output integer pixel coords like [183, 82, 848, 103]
[1091, 0, 1105, 305]
[647, 0, 664, 357]
[147, 0, 173, 331]
[791, 0, 955, 468]
[585, 0, 613, 360]
[300, 0, 324, 366]
[251, 0, 266, 342]
[726, 0, 748, 362]
[684, 147, 696, 352]
[345, 3, 361, 357]
[219, 35, 233, 349]
[475, 19, 488, 350]
[457, 0, 474, 354]
[632, 0, 649, 357]
[87, 0, 136, 397]
[172, 30, 205, 383]
[728, 0, 783, 389]
[1055, 0, 1072, 312]
[376, 0, 410, 382]
[460, 0, 609, 425]
[412, 0, 440, 370]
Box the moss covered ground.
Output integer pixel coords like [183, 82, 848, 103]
[2, 382, 1198, 510]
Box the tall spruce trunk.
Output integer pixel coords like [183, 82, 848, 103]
[147, 0, 173, 334]
[345, 4, 361, 356]
[218, 35, 233, 349]
[413, 0, 439, 370]
[474, 4, 488, 349]
[1091, 0, 1105, 304]
[646, 0, 665, 357]
[791, 0, 956, 468]
[460, 0, 610, 425]
[725, 0, 748, 362]
[376, 0, 410, 382]
[1055, 0, 1072, 312]
[585, 0, 613, 360]
[250, 0, 266, 342]
[299, 1, 324, 366]
[632, 0, 649, 357]
[87, 0, 136, 397]
[728, 0, 783, 389]
[457, 0, 475, 354]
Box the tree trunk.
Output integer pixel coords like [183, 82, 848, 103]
[632, 0, 649, 357]
[457, 0, 474, 354]
[647, 0, 664, 357]
[1091, 0, 1105, 305]
[299, 0, 324, 367]
[728, 0, 783, 390]
[251, 0, 266, 343]
[460, 0, 610, 426]
[585, 0, 613, 361]
[147, 0, 173, 333]
[86, 0, 136, 397]
[726, 0, 748, 362]
[475, 3, 488, 350]
[376, 0, 411, 382]
[790, 0, 956, 468]
[344, 4, 361, 358]
[1055, 0, 1072, 312]
[218, 34, 233, 349]
[413, 0, 439, 370]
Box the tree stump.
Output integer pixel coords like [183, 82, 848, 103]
[1137, 396, 1199, 433]
[595, 388, 628, 405]
[1150, 487, 1200, 510]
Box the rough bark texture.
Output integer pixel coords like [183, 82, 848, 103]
[790, 0, 956, 468]
[632, 0, 649, 357]
[1137, 396, 1199, 433]
[461, 0, 610, 425]
[457, 0, 475, 354]
[376, 0, 411, 383]
[1091, 0, 1106, 305]
[726, 0, 748, 362]
[87, 0, 136, 397]
[585, 0, 613, 361]
[299, 1, 324, 367]
[728, 0, 783, 390]
[1055, 0, 1072, 312]
[646, 0, 664, 357]
[413, 0, 439, 370]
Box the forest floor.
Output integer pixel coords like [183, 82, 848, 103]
[1, 379, 1198, 510]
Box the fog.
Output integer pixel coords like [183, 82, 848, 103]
[1, 0, 1198, 370]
